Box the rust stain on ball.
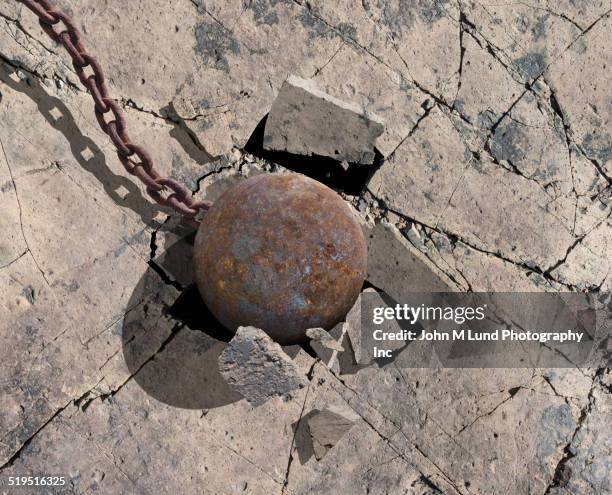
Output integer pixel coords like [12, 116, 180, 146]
[194, 172, 367, 345]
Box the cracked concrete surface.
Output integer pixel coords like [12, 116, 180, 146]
[0, 0, 610, 494]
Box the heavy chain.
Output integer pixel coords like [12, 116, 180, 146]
[17, 0, 212, 220]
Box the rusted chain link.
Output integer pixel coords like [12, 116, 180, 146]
[17, 0, 212, 220]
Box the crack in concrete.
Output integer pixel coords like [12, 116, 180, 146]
[367, 190, 576, 290]
[411, 442, 468, 495]
[156, 102, 220, 162]
[148, 257, 185, 290]
[71, 377, 108, 413]
[83, 321, 186, 412]
[310, 42, 344, 78]
[280, 361, 316, 494]
[0, 29, 81, 94]
[545, 210, 611, 275]
[192, 165, 233, 197]
[144, 163, 232, 290]
[0, 397, 71, 472]
[189, 0, 229, 31]
[386, 103, 435, 160]
[123, 97, 230, 124]
[450, 3, 611, 93]
[292, 0, 465, 125]
[325, 366, 467, 494]
[0, 136, 51, 287]
[453, 10, 467, 108]
[220, 440, 286, 488]
[0, 250, 27, 270]
[454, 387, 521, 436]
[0, 10, 57, 58]
[513, 2, 584, 31]
[397, 224, 468, 290]
[543, 367, 605, 494]
[538, 375, 583, 406]
[541, 76, 612, 186]
[454, 8, 524, 85]
[291, 0, 399, 74]
[563, 8, 612, 52]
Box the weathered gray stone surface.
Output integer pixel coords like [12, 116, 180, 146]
[263, 75, 384, 164]
[0, 1, 609, 494]
[219, 326, 307, 406]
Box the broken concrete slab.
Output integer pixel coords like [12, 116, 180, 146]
[369, 106, 579, 270]
[218, 326, 307, 407]
[307, 405, 359, 460]
[365, 221, 456, 302]
[263, 75, 384, 164]
[309, 43, 430, 158]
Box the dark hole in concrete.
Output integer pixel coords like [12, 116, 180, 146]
[362, 279, 384, 292]
[153, 229, 235, 343]
[169, 284, 234, 343]
[299, 340, 318, 359]
[244, 114, 383, 196]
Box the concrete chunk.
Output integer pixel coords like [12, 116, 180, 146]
[308, 323, 347, 373]
[218, 326, 307, 407]
[263, 75, 384, 164]
[306, 327, 345, 352]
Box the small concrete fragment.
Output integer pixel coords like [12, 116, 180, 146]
[344, 289, 372, 364]
[263, 75, 384, 164]
[306, 327, 345, 352]
[307, 405, 359, 460]
[218, 326, 307, 407]
[308, 323, 347, 373]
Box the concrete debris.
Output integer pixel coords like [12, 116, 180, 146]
[307, 405, 359, 460]
[306, 327, 345, 352]
[218, 326, 307, 407]
[263, 75, 384, 164]
[308, 323, 347, 373]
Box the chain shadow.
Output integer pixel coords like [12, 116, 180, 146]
[0, 61, 158, 226]
[1, 62, 239, 408]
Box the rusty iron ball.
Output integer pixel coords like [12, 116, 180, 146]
[194, 173, 367, 345]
